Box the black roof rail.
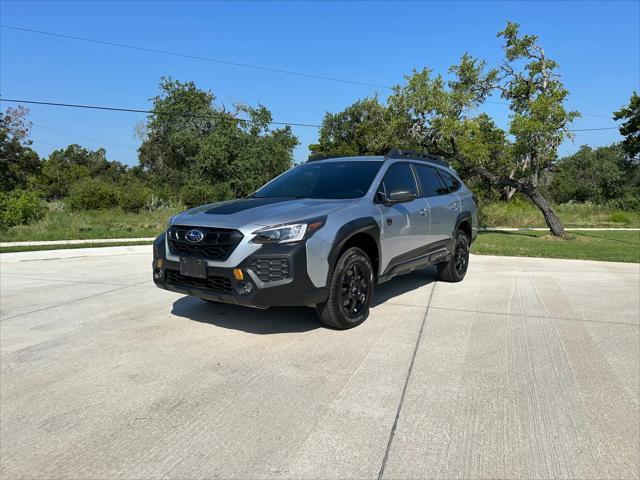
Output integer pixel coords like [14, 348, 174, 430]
[384, 149, 449, 168]
[306, 154, 333, 163]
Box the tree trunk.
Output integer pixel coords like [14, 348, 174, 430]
[519, 184, 566, 237]
[472, 165, 566, 237]
[503, 167, 517, 201]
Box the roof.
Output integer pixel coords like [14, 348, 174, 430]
[306, 149, 449, 168]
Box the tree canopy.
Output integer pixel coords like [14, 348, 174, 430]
[0, 107, 41, 192]
[138, 77, 298, 199]
[614, 91, 640, 159]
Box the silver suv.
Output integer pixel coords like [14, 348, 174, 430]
[153, 150, 477, 329]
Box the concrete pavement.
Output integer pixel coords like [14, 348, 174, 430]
[1, 247, 638, 479]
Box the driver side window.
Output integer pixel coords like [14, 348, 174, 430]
[378, 163, 418, 198]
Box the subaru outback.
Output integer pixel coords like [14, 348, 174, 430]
[153, 150, 477, 329]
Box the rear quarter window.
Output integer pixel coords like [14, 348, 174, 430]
[437, 170, 461, 193]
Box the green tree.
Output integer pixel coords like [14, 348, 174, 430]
[309, 97, 390, 158]
[0, 106, 41, 192]
[39, 144, 126, 199]
[614, 92, 640, 159]
[551, 144, 640, 208]
[138, 77, 298, 199]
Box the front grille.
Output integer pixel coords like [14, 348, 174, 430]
[248, 257, 290, 282]
[165, 270, 233, 294]
[167, 226, 243, 261]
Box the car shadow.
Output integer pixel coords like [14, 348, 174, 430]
[171, 267, 438, 334]
[372, 266, 438, 306]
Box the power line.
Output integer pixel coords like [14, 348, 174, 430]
[32, 124, 139, 150]
[567, 127, 619, 132]
[1, 98, 618, 133]
[0, 24, 617, 119]
[0, 25, 390, 90]
[0, 98, 323, 128]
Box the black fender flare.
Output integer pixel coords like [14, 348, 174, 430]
[326, 217, 381, 285]
[453, 211, 474, 244]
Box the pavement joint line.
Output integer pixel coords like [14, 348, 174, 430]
[479, 227, 640, 231]
[10, 252, 147, 262]
[0, 274, 141, 288]
[377, 283, 436, 480]
[429, 305, 639, 327]
[0, 238, 155, 247]
[0, 280, 150, 322]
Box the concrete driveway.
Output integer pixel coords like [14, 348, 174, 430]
[1, 246, 638, 479]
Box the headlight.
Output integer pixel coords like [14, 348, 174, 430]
[251, 218, 325, 244]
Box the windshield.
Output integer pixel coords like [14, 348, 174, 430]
[253, 161, 383, 199]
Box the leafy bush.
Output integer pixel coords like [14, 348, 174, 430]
[118, 182, 152, 212]
[0, 190, 46, 230]
[608, 212, 631, 224]
[180, 182, 233, 208]
[68, 178, 119, 211]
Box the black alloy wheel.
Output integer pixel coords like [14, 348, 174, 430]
[316, 247, 374, 329]
[339, 261, 370, 319]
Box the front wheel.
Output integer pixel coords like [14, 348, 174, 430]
[316, 247, 374, 329]
[437, 230, 470, 282]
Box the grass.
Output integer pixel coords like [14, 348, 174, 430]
[472, 230, 640, 263]
[479, 201, 640, 228]
[0, 208, 180, 242]
[1, 201, 639, 263]
[0, 241, 153, 254]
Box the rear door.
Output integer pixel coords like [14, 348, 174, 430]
[414, 164, 459, 246]
[375, 163, 429, 271]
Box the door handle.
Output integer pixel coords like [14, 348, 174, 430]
[419, 208, 429, 216]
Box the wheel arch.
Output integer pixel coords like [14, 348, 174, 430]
[326, 218, 381, 284]
[455, 212, 473, 242]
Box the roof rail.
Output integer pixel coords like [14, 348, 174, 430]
[306, 154, 334, 163]
[385, 149, 449, 168]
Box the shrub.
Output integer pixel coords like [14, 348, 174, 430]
[68, 178, 119, 211]
[0, 190, 46, 230]
[118, 182, 152, 212]
[180, 182, 233, 208]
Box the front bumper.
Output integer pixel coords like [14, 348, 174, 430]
[153, 233, 327, 308]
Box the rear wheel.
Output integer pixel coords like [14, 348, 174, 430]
[316, 247, 373, 329]
[438, 230, 470, 282]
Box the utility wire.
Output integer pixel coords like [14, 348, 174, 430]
[0, 25, 390, 90]
[0, 24, 617, 119]
[0, 98, 323, 128]
[567, 127, 619, 132]
[1, 98, 618, 133]
[32, 123, 139, 150]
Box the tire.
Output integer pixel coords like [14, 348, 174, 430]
[316, 247, 374, 329]
[437, 230, 470, 282]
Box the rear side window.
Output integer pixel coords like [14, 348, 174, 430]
[415, 165, 448, 197]
[378, 163, 418, 196]
[437, 170, 461, 193]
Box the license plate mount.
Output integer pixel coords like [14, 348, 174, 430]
[179, 257, 207, 278]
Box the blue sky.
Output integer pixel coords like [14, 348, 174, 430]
[1, 0, 638, 166]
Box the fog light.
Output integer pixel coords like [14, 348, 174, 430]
[233, 268, 244, 281]
[153, 268, 163, 280]
[237, 281, 253, 295]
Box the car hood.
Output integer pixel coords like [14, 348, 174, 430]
[171, 197, 357, 229]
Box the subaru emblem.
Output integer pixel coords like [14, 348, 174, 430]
[185, 229, 205, 243]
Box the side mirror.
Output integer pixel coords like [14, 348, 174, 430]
[385, 189, 417, 205]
